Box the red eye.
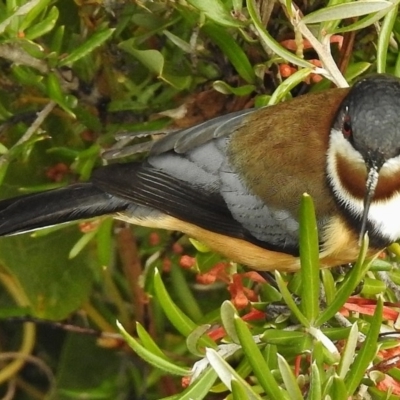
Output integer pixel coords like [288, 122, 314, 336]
[342, 115, 352, 138]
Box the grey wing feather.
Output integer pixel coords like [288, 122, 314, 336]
[148, 130, 300, 252]
[104, 109, 255, 159]
[102, 141, 154, 160]
[217, 151, 299, 249]
[213, 110, 254, 138]
[174, 109, 255, 153]
[103, 107, 300, 254]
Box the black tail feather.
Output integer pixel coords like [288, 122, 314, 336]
[0, 183, 129, 236]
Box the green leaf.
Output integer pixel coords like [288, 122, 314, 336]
[11, 65, 45, 90]
[316, 234, 373, 325]
[326, 375, 348, 399]
[321, 269, 335, 305]
[299, 194, 320, 324]
[210, 357, 254, 394]
[59, 27, 115, 66]
[344, 62, 372, 81]
[186, 0, 244, 27]
[195, 251, 222, 273]
[302, 0, 392, 24]
[232, 379, 251, 400]
[205, 347, 264, 400]
[186, 325, 213, 356]
[308, 326, 340, 362]
[25, 5, 59, 40]
[246, 0, 315, 69]
[71, 144, 101, 181]
[307, 362, 321, 400]
[95, 219, 114, 267]
[160, 367, 218, 400]
[332, 7, 395, 34]
[50, 24, 64, 54]
[261, 330, 310, 346]
[136, 322, 172, 361]
[275, 271, 309, 327]
[234, 316, 287, 400]
[344, 298, 382, 396]
[0, 162, 9, 187]
[153, 269, 196, 336]
[54, 334, 125, 399]
[377, 3, 398, 73]
[170, 263, 203, 322]
[213, 80, 255, 96]
[221, 301, 240, 344]
[202, 23, 256, 84]
[153, 270, 215, 348]
[0, 230, 93, 320]
[0, 0, 44, 34]
[19, 0, 53, 31]
[163, 30, 192, 53]
[117, 321, 190, 376]
[19, 39, 46, 59]
[311, 340, 325, 387]
[360, 277, 386, 296]
[69, 230, 97, 259]
[277, 354, 303, 400]
[190, 238, 212, 253]
[268, 68, 313, 105]
[0, 306, 32, 318]
[118, 42, 192, 89]
[337, 323, 359, 379]
[46, 72, 76, 118]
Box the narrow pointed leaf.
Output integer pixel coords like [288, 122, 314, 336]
[247, 0, 315, 69]
[205, 348, 263, 400]
[153, 269, 196, 336]
[202, 23, 256, 84]
[299, 193, 320, 323]
[234, 316, 287, 399]
[232, 379, 251, 400]
[186, 325, 214, 357]
[344, 298, 382, 396]
[307, 362, 321, 400]
[268, 69, 313, 105]
[136, 322, 169, 360]
[316, 234, 371, 325]
[302, 0, 392, 23]
[25, 6, 59, 40]
[59, 28, 115, 66]
[328, 375, 348, 399]
[332, 7, 393, 33]
[0, 0, 43, 34]
[68, 230, 96, 259]
[117, 321, 190, 376]
[186, 0, 244, 27]
[377, 3, 398, 73]
[153, 270, 215, 347]
[338, 323, 359, 379]
[160, 367, 218, 400]
[221, 301, 240, 344]
[277, 354, 303, 400]
[275, 271, 309, 327]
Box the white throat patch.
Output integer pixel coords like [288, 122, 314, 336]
[326, 128, 400, 243]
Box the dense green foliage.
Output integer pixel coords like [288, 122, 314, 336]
[1, 0, 400, 399]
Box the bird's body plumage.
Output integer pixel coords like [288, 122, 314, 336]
[2, 74, 400, 271]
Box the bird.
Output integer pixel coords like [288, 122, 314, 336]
[0, 73, 400, 272]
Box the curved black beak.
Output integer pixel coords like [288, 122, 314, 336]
[359, 164, 380, 244]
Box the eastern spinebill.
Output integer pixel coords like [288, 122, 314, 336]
[0, 73, 400, 271]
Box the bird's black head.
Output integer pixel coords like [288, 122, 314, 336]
[328, 74, 400, 245]
[334, 74, 400, 168]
